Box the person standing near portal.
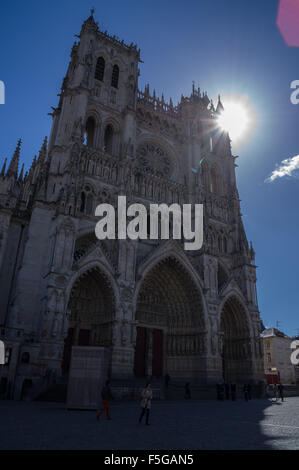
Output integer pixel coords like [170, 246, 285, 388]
[139, 383, 153, 425]
[96, 380, 113, 421]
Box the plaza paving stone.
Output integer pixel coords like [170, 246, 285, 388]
[0, 397, 299, 450]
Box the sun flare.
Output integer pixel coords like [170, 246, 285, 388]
[217, 102, 250, 141]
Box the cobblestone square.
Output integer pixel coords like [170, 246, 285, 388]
[0, 397, 299, 450]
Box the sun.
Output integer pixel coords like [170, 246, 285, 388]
[217, 101, 250, 141]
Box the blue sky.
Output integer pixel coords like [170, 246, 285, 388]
[0, 0, 298, 335]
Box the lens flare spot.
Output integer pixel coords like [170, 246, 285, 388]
[217, 102, 250, 141]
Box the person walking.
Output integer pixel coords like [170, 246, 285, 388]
[247, 383, 252, 400]
[278, 382, 284, 402]
[224, 383, 230, 400]
[243, 383, 249, 402]
[164, 374, 170, 389]
[164, 373, 171, 399]
[184, 382, 191, 399]
[273, 383, 278, 402]
[220, 382, 225, 401]
[96, 379, 113, 421]
[216, 383, 221, 401]
[139, 383, 153, 425]
[231, 383, 237, 401]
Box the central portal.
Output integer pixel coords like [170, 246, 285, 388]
[134, 256, 206, 379]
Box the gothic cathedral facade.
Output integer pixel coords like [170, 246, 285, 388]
[0, 13, 264, 400]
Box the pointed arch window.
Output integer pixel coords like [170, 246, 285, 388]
[223, 237, 228, 253]
[111, 65, 119, 88]
[86, 194, 94, 215]
[218, 236, 222, 253]
[201, 162, 209, 189]
[210, 165, 222, 195]
[85, 117, 96, 148]
[210, 166, 219, 193]
[80, 192, 86, 213]
[104, 124, 114, 154]
[95, 57, 105, 81]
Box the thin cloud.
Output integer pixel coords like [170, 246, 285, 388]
[265, 154, 299, 182]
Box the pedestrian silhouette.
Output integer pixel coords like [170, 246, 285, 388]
[224, 383, 230, 400]
[278, 382, 284, 402]
[184, 382, 191, 399]
[231, 383, 237, 401]
[247, 383, 252, 400]
[139, 383, 153, 425]
[243, 384, 249, 402]
[96, 379, 113, 421]
[164, 374, 170, 389]
[216, 383, 221, 401]
[273, 383, 278, 402]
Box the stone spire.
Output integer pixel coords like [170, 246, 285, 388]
[81, 7, 99, 34]
[18, 163, 24, 182]
[250, 241, 256, 262]
[0, 158, 7, 177]
[216, 94, 224, 114]
[38, 136, 48, 164]
[202, 92, 210, 107]
[7, 139, 21, 178]
[27, 155, 37, 181]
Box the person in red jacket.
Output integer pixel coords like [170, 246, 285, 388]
[96, 380, 113, 421]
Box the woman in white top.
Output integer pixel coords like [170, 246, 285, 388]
[138, 383, 153, 425]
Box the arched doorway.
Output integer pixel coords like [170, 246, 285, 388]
[220, 297, 252, 383]
[62, 267, 115, 374]
[134, 257, 206, 380]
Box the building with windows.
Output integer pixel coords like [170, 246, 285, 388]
[0, 12, 264, 401]
[261, 328, 296, 385]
